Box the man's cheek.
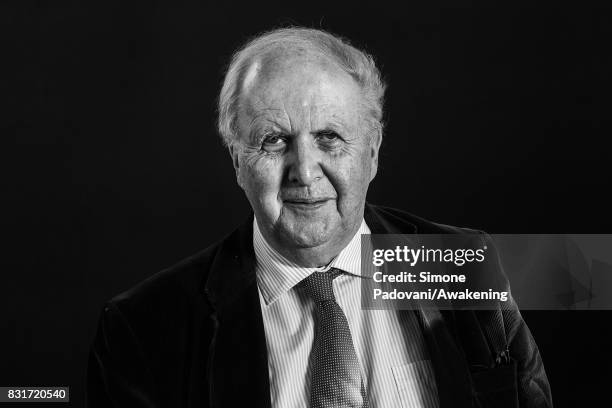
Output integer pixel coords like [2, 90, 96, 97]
[242, 163, 280, 199]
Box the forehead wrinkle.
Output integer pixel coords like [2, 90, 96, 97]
[307, 102, 352, 130]
[242, 86, 287, 122]
[281, 99, 294, 135]
[286, 93, 346, 133]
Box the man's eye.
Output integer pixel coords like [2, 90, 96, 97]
[316, 130, 342, 145]
[262, 134, 287, 151]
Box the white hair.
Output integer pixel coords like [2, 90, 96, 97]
[217, 27, 386, 146]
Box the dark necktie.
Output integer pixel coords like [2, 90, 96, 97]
[301, 268, 368, 408]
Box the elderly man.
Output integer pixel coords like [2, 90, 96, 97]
[87, 28, 552, 407]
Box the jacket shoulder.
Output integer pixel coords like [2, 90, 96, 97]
[89, 233, 238, 408]
[370, 204, 484, 235]
[112, 246, 216, 312]
[105, 224, 245, 326]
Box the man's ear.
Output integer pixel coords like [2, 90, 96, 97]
[369, 129, 382, 181]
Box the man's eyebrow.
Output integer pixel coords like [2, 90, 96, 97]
[247, 107, 285, 126]
[246, 110, 290, 142]
[314, 116, 349, 132]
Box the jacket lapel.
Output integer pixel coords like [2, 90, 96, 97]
[365, 204, 474, 408]
[203, 216, 271, 407]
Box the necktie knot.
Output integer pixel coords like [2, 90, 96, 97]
[301, 268, 342, 304]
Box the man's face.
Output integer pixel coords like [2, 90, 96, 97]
[231, 57, 380, 263]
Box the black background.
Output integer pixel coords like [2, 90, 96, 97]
[3, 3, 611, 407]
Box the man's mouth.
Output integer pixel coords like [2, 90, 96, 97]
[285, 198, 328, 204]
[283, 198, 333, 209]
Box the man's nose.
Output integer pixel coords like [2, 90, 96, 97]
[286, 135, 323, 186]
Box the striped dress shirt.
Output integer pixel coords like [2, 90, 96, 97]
[253, 218, 440, 408]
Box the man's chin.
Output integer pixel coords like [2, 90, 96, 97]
[275, 220, 334, 249]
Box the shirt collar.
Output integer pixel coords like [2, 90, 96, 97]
[253, 218, 371, 306]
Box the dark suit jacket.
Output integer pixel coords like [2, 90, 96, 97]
[87, 204, 552, 408]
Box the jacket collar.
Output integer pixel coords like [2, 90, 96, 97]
[202, 213, 258, 313]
